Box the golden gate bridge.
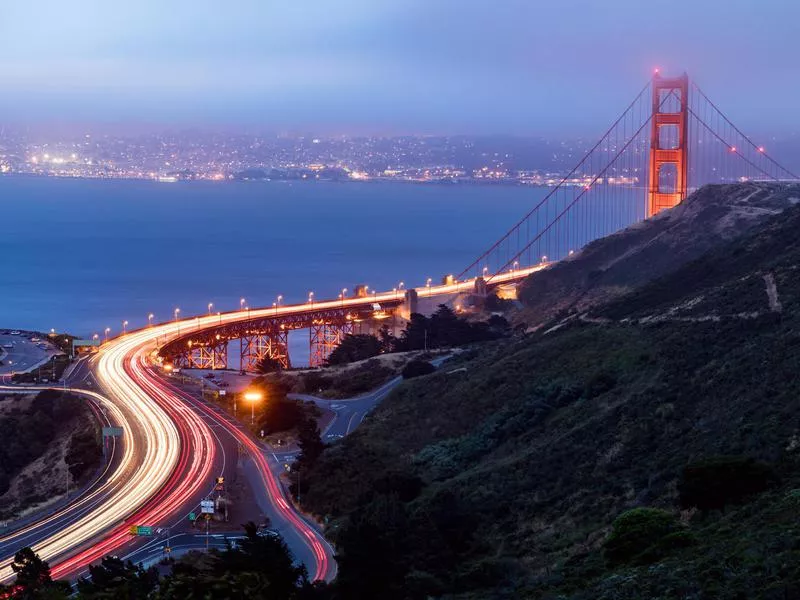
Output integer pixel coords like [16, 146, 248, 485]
[159, 71, 800, 370]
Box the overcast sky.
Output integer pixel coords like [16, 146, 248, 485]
[0, 0, 796, 136]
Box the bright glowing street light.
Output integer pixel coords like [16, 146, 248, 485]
[426, 277, 432, 296]
[104, 327, 111, 342]
[308, 291, 314, 307]
[92, 333, 99, 341]
[208, 302, 214, 314]
[122, 320, 129, 335]
[243, 389, 263, 425]
[240, 298, 246, 311]
[482, 266, 489, 276]
[148, 313, 154, 326]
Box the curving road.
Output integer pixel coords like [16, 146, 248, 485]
[0, 271, 514, 584]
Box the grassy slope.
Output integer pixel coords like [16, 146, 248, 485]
[303, 200, 800, 599]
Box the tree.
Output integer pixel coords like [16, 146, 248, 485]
[296, 417, 325, 468]
[255, 355, 284, 374]
[11, 547, 70, 599]
[77, 556, 158, 599]
[326, 334, 382, 366]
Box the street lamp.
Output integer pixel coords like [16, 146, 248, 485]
[240, 298, 246, 311]
[426, 278, 432, 296]
[92, 333, 99, 342]
[122, 320, 128, 335]
[148, 313, 154, 326]
[308, 292, 314, 308]
[104, 327, 111, 342]
[541, 255, 548, 263]
[174, 308, 181, 336]
[341, 288, 347, 307]
[483, 266, 489, 277]
[208, 302, 214, 315]
[273, 301, 277, 315]
[243, 389, 263, 426]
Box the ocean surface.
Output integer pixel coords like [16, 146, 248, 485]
[0, 176, 546, 365]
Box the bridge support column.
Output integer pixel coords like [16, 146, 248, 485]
[186, 342, 228, 370]
[309, 320, 354, 367]
[240, 330, 290, 372]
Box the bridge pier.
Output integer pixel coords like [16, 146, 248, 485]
[179, 340, 228, 370]
[309, 319, 354, 367]
[240, 330, 290, 372]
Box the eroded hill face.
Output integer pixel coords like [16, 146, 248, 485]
[518, 182, 800, 328]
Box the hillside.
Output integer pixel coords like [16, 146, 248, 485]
[0, 390, 103, 521]
[300, 186, 800, 599]
[518, 182, 800, 328]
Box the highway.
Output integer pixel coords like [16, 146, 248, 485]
[0, 272, 518, 585]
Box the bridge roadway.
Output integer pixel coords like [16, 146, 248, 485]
[0, 266, 543, 584]
[158, 264, 546, 368]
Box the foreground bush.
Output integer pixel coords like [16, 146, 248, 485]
[402, 359, 436, 379]
[604, 508, 685, 565]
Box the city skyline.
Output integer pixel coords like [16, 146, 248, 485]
[1, 0, 798, 135]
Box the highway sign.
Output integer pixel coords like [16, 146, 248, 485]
[128, 525, 153, 536]
[219, 390, 227, 396]
[200, 499, 215, 514]
[188, 512, 197, 521]
[102, 426, 124, 437]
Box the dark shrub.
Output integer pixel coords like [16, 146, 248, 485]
[678, 455, 777, 512]
[604, 508, 681, 565]
[402, 359, 436, 379]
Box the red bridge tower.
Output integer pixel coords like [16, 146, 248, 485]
[647, 72, 689, 217]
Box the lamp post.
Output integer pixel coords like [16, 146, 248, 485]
[104, 327, 111, 343]
[341, 288, 347, 307]
[308, 292, 314, 308]
[148, 313, 154, 327]
[122, 320, 128, 335]
[208, 302, 213, 315]
[240, 298, 246, 312]
[243, 389, 263, 426]
[174, 308, 181, 336]
[426, 278, 432, 296]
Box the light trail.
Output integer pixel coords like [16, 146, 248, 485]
[1, 268, 538, 584]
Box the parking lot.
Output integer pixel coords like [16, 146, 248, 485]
[0, 331, 61, 375]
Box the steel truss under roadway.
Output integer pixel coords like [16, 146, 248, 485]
[158, 302, 402, 370]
